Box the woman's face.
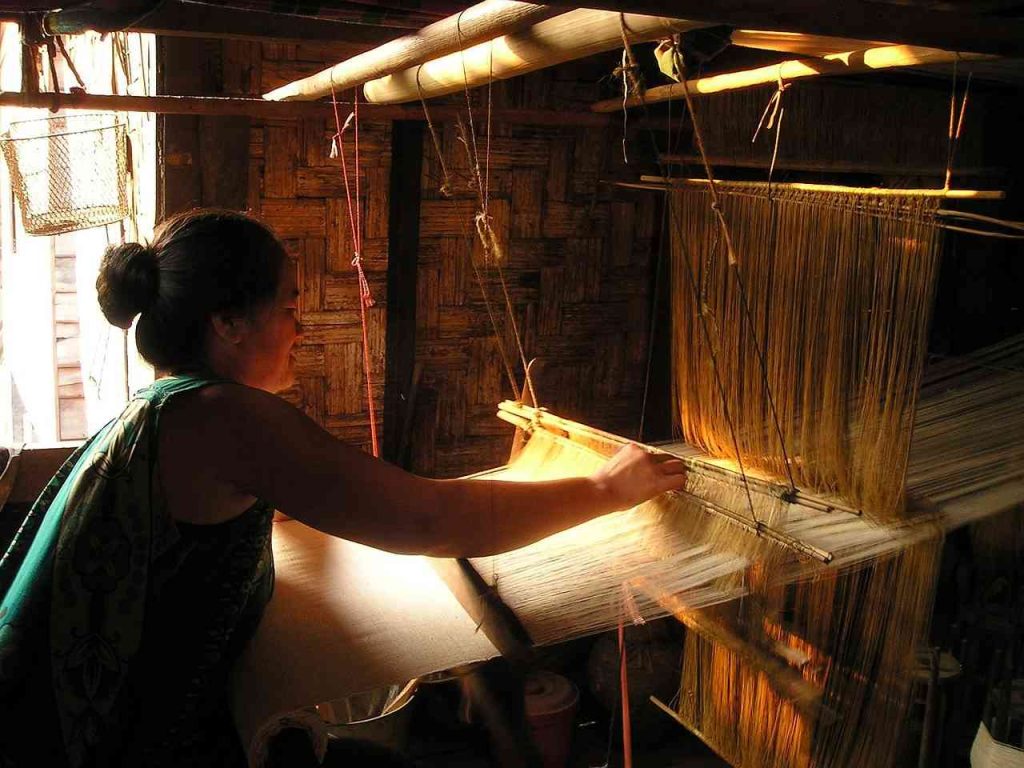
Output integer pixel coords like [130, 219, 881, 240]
[237, 261, 302, 393]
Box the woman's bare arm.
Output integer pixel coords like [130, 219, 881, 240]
[175, 383, 687, 557]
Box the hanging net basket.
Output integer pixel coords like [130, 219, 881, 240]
[0, 113, 129, 236]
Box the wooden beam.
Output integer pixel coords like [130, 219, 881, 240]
[658, 154, 1006, 180]
[264, 1, 558, 102]
[430, 558, 534, 662]
[0, 90, 611, 126]
[130, 0, 426, 43]
[542, 0, 1024, 57]
[383, 121, 424, 468]
[639, 175, 1006, 199]
[362, 10, 706, 104]
[592, 45, 996, 112]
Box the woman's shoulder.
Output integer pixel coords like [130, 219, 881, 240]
[155, 381, 284, 525]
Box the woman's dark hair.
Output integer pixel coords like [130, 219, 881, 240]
[96, 209, 287, 370]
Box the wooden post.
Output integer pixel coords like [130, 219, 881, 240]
[591, 45, 996, 112]
[383, 121, 425, 468]
[362, 10, 705, 104]
[263, 0, 557, 102]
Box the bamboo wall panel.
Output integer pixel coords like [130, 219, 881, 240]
[237, 41, 656, 470]
[410, 59, 658, 478]
[240, 41, 391, 452]
[691, 80, 990, 176]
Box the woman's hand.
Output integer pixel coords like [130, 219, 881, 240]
[591, 444, 688, 512]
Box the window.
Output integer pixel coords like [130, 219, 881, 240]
[0, 25, 156, 444]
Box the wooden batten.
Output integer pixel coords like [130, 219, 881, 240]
[0, 91, 611, 126]
[263, 0, 557, 102]
[362, 10, 706, 104]
[636, 176, 1006, 200]
[591, 45, 997, 112]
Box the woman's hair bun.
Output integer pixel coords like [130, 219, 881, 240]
[96, 242, 159, 329]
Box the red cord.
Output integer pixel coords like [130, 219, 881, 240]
[619, 620, 633, 768]
[330, 86, 380, 458]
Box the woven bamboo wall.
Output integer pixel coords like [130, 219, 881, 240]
[689, 79, 990, 176]
[409, 64, 659, 477]
[233, 41, 660, 475]
[244, 40, 389, 453]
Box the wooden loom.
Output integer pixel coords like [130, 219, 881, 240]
[427, 169, 1022, 768]
[231, 9, 1022, 768]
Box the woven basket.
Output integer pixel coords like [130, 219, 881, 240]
[0, 113, 129, 236]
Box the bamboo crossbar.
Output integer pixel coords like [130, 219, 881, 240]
[591, 45, 996, 112]
[263, 0, 557, 101]
[638, 176, 1005, 200]
[497, 401, 836, 563]
[0, 91, 612, 127]
[497, 401, 858, 515]
[362, 10, 705, 104]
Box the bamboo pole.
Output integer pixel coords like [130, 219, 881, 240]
[497, 400, 858, 516]
[591, 45, 996, 113]
[263, 0, 557, 102]
[362, 9, 705, 104]
[0, 90, 612, 126]
[638, 176, 1005, 200]
[496, 401, 838, 563]
[658, 154, 1004, 179]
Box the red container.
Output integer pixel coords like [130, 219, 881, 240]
[524, 671, 579, 768]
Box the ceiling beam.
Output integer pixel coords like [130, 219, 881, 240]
[128, 2, 402, 44]
[543, 0, 1024, 56]
[0, 89, 614, 126]
[591, 45, 995, 112]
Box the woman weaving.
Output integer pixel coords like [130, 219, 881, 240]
[0, 209, 687, 767]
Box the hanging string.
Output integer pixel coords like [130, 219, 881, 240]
[943, 56, 959, 191]
[671, 42, 799, 497]
[618, 620, 634, 768]
[416, 66, 453, 198]
[452, 19, 539, 407]
[617, 14, 642, 165]
[751, 68, 790, 187]
[330, 83, 380, 458]
[944, 63, 972, 192]
[614, 34, 759, 520]
[53, 36, 85, 90]
[637, 186, 670, 442]
[43, 37, 59, 94]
